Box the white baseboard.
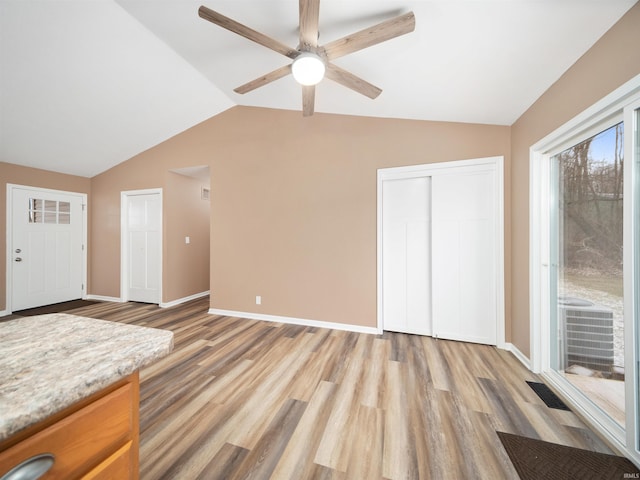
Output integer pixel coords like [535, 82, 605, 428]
[85, 294, 123, 303]
[160, 291, 209, 308]
[0, 309, 8, 317]
[504, 342, 531, 370]
[208, 308, 380, 335]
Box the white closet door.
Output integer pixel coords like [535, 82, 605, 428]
[382, 176, 432, 335]
[431, 168, 497, 345]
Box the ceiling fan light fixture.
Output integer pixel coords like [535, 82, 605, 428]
[291, 53, 325, 86]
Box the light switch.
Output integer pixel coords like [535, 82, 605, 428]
[185, 236, 190, 244]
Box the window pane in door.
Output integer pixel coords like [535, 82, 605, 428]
[552, 122, 625, 427]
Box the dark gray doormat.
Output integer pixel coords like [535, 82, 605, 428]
[498, 431, 639, 480]
[526, 381, 571, 411]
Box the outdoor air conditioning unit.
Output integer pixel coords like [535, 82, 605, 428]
[559, 296, 614, 373]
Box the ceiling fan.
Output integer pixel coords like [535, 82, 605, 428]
[198, 1, 416, 116]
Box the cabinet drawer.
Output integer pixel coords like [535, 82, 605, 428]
[0, 383, 133, 479]
[81, 441, 132, 480]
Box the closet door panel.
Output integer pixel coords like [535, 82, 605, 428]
[432, 169, 497, 345]
[381, 176, 432, 335]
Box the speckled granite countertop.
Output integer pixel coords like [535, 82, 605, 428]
[0, 313, 174, 441]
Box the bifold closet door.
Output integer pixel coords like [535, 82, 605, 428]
[431, 168, 497, 345]
[381, 176, 432, 335]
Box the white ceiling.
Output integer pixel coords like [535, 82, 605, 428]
[0, 0, 636, 178]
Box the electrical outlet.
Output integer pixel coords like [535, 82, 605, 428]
[256, 295, 261, 305]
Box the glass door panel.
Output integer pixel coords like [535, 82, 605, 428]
[551, 122, 625, 427]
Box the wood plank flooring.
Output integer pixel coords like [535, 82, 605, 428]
[60, 297, 613, 479]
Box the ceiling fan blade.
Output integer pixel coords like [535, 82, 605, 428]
[199, 5, 298, 60]
[234, 64, 292, 94]
[325, 64, 382, 99]
[299, 0, 320, 49]
[302, 85, 315, 116]
[322, 12, 415, 60]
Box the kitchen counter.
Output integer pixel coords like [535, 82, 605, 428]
[0, 313, 173, 441]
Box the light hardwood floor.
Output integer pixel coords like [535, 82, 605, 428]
[64, 297, 612, 479]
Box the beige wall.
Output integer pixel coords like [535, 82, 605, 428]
[89, 154, 165, 299]
[510, 3, 640, 356]
[91, 107, 510, 328]
[90, 156, 211, 303]
[210, 109, 510, 328]
[164, 171, 210, 301]
[0, 161, 90, 311]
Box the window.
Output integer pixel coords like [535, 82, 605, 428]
[29, 198, 71, 224]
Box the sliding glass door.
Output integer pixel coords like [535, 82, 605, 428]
[550, 121, 626, 427]
[531, 81, 640, 466]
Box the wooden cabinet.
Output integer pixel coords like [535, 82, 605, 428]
[82, 442, 133, 480]
[0, 373, 139, 480]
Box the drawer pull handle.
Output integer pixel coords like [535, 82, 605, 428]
[0, 453, 55, 480]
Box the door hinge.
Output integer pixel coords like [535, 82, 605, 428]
[82, 204, 86, 211]
[82, 244, 85, 251]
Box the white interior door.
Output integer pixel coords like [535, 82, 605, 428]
[432, 167, 498, 345]
[123, 191, 161, 304]
[10, 186, 84, 311]
[382, 176, 432, 335]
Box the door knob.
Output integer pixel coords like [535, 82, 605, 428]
[14, 257, 22, 262]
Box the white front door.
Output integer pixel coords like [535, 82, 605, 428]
[10, 185, 85, 311]
[123, 191, 161, 304]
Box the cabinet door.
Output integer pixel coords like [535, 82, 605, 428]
[0, 384, 133, 479]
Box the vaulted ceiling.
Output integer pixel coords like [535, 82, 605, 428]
[0, 1, 636, 177]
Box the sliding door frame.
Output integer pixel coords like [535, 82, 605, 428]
[530, 73, 640, 465]
[623, 96, 640, 456]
